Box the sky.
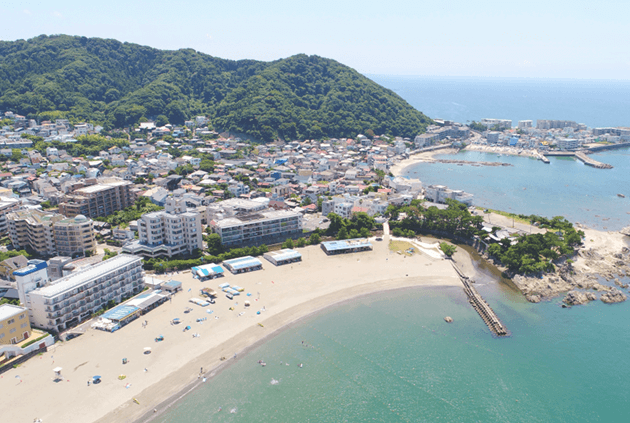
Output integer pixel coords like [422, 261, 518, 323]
[1, 0, 629, 79]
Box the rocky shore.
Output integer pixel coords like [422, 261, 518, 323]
[509, 229, 630, 306]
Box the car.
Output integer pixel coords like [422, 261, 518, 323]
[322, 218, 329, 222]
[226, 293, 233, 300]
[375, 237, 383, 241]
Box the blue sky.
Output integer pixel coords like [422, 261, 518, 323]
[1, 0, 629, 79]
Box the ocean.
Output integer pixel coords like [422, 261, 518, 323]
[152, 77, 630, 422]
[369, 75, 630, 128]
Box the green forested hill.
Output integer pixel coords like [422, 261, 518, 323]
[0, 35, 431, 141]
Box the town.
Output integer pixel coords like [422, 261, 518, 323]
[1, 110, 629, 369]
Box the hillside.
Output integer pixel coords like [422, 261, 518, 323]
[0, 35, 431, 141]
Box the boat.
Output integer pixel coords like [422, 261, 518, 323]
[618, 193, 625, 198]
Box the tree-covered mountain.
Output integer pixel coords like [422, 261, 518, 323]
[0, 35, 431, 141]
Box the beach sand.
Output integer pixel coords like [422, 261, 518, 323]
[1, 234, 464, 423]
[390, 148, 459, 176]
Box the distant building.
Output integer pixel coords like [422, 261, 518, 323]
[518, 120, 533, 129]
[58, 179, 133, 218]
[481, 118, 512, 129]
[7, 209, 96, 257]
[536, 120, 578, 130]
[0, 197, 20, 234]
[555, 138, 580, 150]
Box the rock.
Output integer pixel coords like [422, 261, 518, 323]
[586, 292, 597, 301]
[444, 316, 453, 323]
[526, 294, 541, 303]
[601, 289, 627, 304]
[563, 291, 594, 306]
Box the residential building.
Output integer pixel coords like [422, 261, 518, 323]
[536, 120, 578, 130]
[322, 196, 355, 219]
[209, 209, 303, 247]
[481, 118, 512, 129]
[556, 138, 580, 150]
[0, 197, 20, 234]
[58, 179, 133, 218]
[122, 197, 202, 258]
[0, 304, 32, 344]
[7, 209, 96, 257]
[518, 120, 533, 129]
[425, 185, 474, 206]
[18, 254, 144, 332]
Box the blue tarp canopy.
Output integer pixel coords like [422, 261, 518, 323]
[191, 264, 225, 277]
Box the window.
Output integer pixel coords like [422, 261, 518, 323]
[21, 323, 28, 328]
[0, 333, 4, 339]
[19, 314, 25, 319]
[7, 318, 14, 325]
[9, 328, 16, 333]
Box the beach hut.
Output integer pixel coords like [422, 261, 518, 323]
[162, 280, 183, 293]
[263, 249, 302, 266]
[320, 238, 373, 255]
[191, 264, 225, 280]
[222, 256, 263, 274]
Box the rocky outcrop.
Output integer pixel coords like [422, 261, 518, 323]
[600, 289, 627, 304]
[525, 294, 541, 303]
[563, 291, 597, 306]
[444, 316, 453, 323]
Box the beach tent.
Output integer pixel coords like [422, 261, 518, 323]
[191, 264, 225, 279]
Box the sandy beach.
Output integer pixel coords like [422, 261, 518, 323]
[464, 143, 543, 159]
[390, 148, 459, 176]
[0, 234, 464, 423]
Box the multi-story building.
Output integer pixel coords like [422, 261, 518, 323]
[555, 138, 580, 150]
[536, 120, 578, 130]
[425, 184, 474, 206]
[17, 254, 144, 332]
[481, 118, 512, 129]
[0, 304, 32, 345]
[518, 120, 533, 129]
[210, 209, 303, 247]
[322, 196, 355, 219]
[7, 209, 96, 257]
[58, 179, 133, 218]
[0, 197, 20, 234]
[123, 197, 202, 258]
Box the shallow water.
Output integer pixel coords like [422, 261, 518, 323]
[402, 148, 630, 231]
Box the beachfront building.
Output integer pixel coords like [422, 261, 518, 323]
[223, 256, 263, 274]
[19, 254, 144, 332]
[322, 196, 355, 219]
[320, 239, 373, 255]
[0, 304, 31, 345]
[191, 263, 225, 280]
[7, 209, 96, 257]
[58, 179, 133, 218]
[91, 291, 168, 332]
[263, 249, 302, 266]
[123, 197, 202, 258]
[425, 184, 474, 206]
[209, 208, 302, 248]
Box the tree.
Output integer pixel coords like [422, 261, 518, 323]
[309, 233, 321, 245]
[337, 227, 348, 240]
[282, 238, 295, 249]
[156, 114, 169, 126]
[439, 242, 457, 258]
[296, 237, 306, 248]
[206, 233, 224, 256]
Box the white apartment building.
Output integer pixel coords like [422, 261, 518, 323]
[18, 254, 144, 332]
[123, 197, 202, 258]
[0, 197, 20, 234]
[481, 118, 512, 129]
[210, 209, 303, 247]
[425, 185, 474, 206]
[556, 138, 580, 150]
[322, 197, 355, 219]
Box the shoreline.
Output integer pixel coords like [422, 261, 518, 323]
[1, 237, 464, 423]
[132, 283, 459, 423]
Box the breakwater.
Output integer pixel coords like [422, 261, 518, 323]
[575, 152, 613, 169]
[452, 262, 509, 337]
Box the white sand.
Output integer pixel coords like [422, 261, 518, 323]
[390, 148, 459, 176]
[1, 235, 464, 423]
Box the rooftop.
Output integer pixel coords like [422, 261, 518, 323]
[223, 256, 262, 270]
[33, 254, 142, 298]
[265, 249, 302, 261]
[321, 238, 373, 252]
[75, 180, 131, 194]
[0, 304, 27, 321]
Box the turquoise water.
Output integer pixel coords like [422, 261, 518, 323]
[401, 148, 630, 231]
[153, 278, 630, 423]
